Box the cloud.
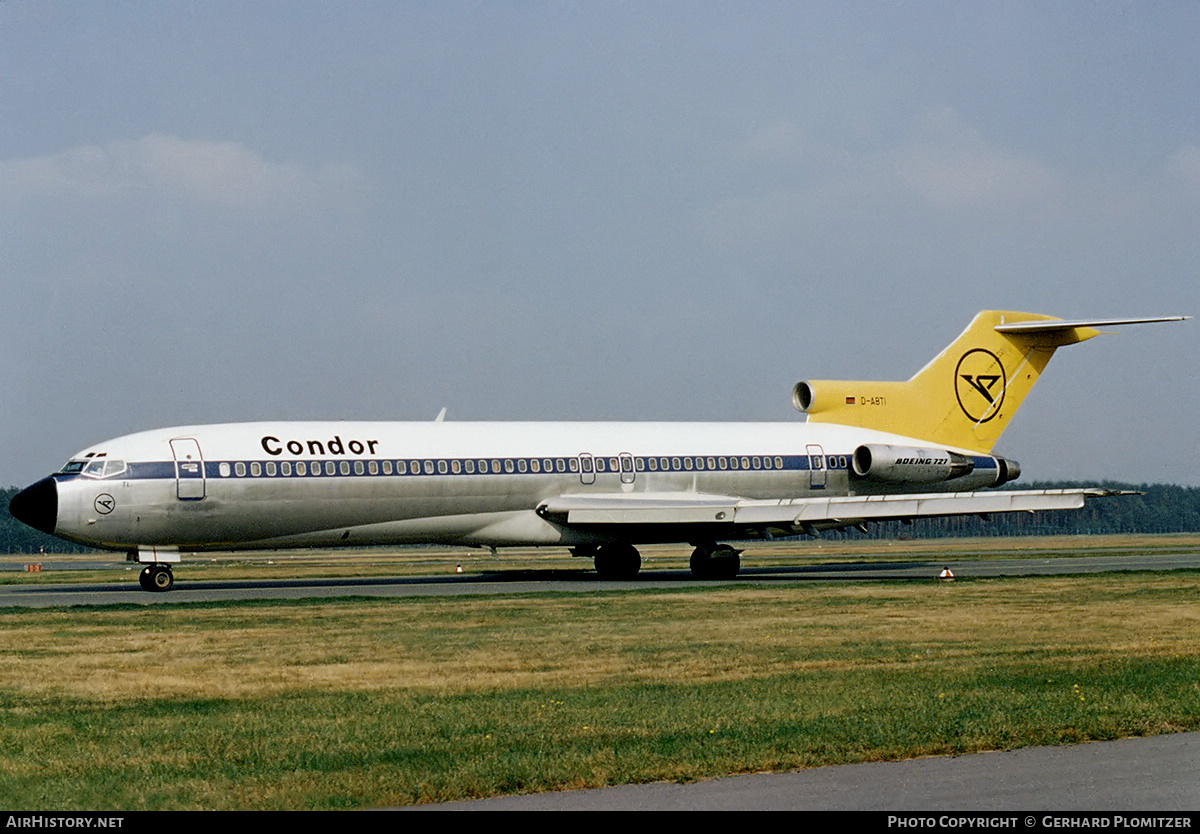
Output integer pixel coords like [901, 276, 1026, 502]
[699, 107, 1066, 252]
[892, 108, 1062, 209]
[0, 134, 364, 212]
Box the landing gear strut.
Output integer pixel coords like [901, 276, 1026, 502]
[138, 564, 174, 592]
[690, 544, 741, 580]
[593, 543, 642, 579]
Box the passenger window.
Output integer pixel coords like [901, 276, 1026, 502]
[235, 462, 247, 477]
[281, 462, 292, 476]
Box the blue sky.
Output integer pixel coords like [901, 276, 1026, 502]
[2, 2, 1197, 486]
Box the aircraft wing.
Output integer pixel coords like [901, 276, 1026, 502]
[537, 488, 1131, 532]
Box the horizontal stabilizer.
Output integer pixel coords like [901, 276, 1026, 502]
[994, 315, 1190, 335]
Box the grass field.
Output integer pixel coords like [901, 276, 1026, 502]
[0, 536, 1198, 809]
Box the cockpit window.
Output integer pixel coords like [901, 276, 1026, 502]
[60, 460, 87, 475]
[78, 459, 127, 478]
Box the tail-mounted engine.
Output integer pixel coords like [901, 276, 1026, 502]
[851, 444, 974, 484]
[850, 444, 1022, 487]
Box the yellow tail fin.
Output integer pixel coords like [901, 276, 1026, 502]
[793, 311, 1186, 453]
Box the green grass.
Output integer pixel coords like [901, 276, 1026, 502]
[1, 566, 1198, 809]
[6, 657, 1195, 810]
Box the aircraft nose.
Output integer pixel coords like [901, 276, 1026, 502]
[9, 477, 58, 535]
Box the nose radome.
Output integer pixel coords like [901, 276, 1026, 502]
[9, 477, 58, 535]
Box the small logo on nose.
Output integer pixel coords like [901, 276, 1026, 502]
[94, 494, 115, 515]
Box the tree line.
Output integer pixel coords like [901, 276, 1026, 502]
[3, 482, 1200, 554]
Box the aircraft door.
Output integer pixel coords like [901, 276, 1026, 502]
[619, 453, 635, 484]
[806, 444, 826, 490]
[170, 438, 206, 500]
[578, 453, 595, 485]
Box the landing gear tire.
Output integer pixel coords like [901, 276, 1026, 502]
[594, 543, 642, 579]
[690, 545, 741, 580]
[139, 564, 174, 592]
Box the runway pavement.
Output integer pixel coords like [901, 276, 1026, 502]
[1, 549, 1198, 607]
[420, 731, 1200, 811]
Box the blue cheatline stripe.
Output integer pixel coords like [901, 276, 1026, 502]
[81, 453, 851, 481]
[66, 453, 994, 483]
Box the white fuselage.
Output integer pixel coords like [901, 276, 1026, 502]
[41, 420, 1006, 553]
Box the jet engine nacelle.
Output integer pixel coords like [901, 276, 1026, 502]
[851, 444, 975, 484]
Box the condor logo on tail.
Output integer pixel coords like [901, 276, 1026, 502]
[955, 348, 1006, 424]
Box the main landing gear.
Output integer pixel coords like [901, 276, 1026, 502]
[138, 564, 175, 592]
[592, 543, 642, 579]
[583, 542, 743, 580]
[689, 544, 741, 580]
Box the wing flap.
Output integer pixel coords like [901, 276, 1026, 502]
[539, 489, 1131, 529]
[539, 493, 739, 524]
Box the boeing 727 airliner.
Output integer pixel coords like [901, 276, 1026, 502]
[8, 310, 1187, 591]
